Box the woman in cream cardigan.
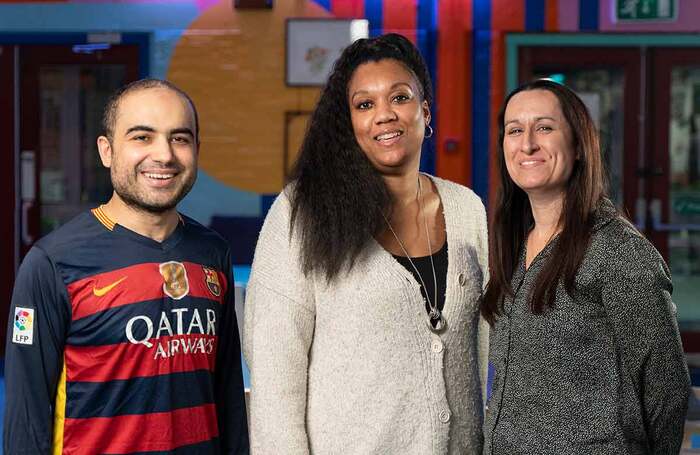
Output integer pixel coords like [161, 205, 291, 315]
[244, 34, 488, 454]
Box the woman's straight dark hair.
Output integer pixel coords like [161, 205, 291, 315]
[481, 79, 607, 325]
[288, 33, 433, 281]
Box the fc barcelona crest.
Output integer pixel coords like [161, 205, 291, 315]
[203, 267, 222, 297]
[159, 261, 190, 300]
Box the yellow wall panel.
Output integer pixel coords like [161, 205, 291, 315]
[168, 0, 329, 193]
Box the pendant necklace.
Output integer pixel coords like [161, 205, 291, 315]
[383, 176, 446, 333]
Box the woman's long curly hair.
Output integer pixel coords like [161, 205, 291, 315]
[288, 33, 433, 281]
[481, 79, 607, 325]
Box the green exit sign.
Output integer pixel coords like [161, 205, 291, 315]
[616, 0, 677, 21]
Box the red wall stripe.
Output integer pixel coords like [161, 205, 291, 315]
[489, 0, 525, 207]
[436, 0, 472, 186]
[331, 0, 365, 18]
[545, 0, 559, 31]
[383, 0, 418, 43]
[62, 404, 218, 454]
[491, 0, 524, 29]
[65, 334, 217, 382]
[67, 262, 227, 322]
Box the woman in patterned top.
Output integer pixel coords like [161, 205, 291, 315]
[482, 79, 690, 455]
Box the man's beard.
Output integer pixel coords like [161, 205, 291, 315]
[112, 170, 196, 214]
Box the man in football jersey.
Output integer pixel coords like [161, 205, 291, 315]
[4, 79, 249, 454]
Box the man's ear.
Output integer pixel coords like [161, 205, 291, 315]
[97, 136, 113, 168]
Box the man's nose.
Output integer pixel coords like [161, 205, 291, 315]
[150, 136, 175, 163]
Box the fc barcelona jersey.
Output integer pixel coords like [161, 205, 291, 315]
[4, 207, 249, 454]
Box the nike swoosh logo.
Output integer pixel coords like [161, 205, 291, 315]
[93, 276, 127, 297]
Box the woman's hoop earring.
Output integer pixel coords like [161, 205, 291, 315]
[425, 125, 434, 139]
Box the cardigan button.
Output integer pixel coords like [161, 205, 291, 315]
[438, 409, 451, 423]
[431, 339, 444, 353]
[458, 273, 467, 286]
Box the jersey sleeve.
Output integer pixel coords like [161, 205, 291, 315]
[214, 249, 250, 454]
[4, 246, 71, 455]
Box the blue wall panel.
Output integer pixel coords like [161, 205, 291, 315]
[525, 0, 545, 31]
[418, 0, 437, 175]
[364, 0, 383, 37]
[472, 1, 491, 202]
[579, 0, 599, 30]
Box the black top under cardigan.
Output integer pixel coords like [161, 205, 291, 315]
[393, 241, 448, 326]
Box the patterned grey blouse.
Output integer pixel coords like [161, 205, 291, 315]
[483, 200, 691, 455]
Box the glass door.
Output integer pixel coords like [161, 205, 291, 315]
[518, 46, 700, 351]
[19, 45, 140, 257]
[650, 49, 700, 338]
[0, 45, 17, 320]
[518, 47, 642, 221]
[0, 43, 140, 354]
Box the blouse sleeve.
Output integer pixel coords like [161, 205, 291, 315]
[600, 236, 690, 454]
[243, 192, 315, 454]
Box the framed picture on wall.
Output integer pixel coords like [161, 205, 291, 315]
[286, 18, 369, 86]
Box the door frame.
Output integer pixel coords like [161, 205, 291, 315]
[0, 33, 149, 354]
[508, 34, 700, 228]
[0, 33, 150, 73]
[516, 45, 642, 220]
[506, 33, 700, 91]
[506, 33, 700, 351]
[19, 44, 141, 257]
[648, 48, 700, 257]
[0, 45, 17, 320]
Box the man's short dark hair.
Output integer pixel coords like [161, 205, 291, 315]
[102, 78, 200, 144]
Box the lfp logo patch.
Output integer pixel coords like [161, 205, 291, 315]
[13, 307, 34, 345]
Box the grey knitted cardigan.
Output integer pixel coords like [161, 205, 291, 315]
[244, 175, 489, 454]
[483, 200, 691, 455]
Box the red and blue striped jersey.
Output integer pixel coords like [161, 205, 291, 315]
[4, 207, 249, 454]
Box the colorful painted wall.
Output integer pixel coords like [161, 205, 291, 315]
[2, 0, 700, 261]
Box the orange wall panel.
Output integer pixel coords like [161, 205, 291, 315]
[491, 0, 523, 30]
[489, 0, 524, 207]
[435, 0, 472, 186]
[383, 0, 417, 43]
[331, 0, 364, 18]
[545, 0, 559, 31]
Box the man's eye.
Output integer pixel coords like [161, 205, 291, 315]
[393, 94, 410, 103]
[507, 128, 522, 135]
[133, 135, 149, 141]
[172, 136, 190, 144]
[538, 125, 553, 132]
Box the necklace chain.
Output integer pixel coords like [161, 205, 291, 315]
[383, 177, 445, 332]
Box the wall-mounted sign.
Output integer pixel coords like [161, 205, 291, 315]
[616, 0, 677, 22]
[673, 196, 700, 216]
